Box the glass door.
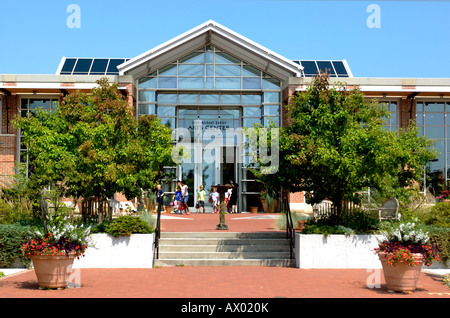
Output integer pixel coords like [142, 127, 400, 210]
[178, 106, 240, 211]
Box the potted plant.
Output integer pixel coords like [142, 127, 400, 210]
[260, 190, 278, 213]
[374, 219, 440, 292]
[295, 213, 311, 231]
[21, 209, 90, 289]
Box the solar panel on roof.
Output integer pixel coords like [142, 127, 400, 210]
[73, 58, 93, 74]
[300, 61, 318, 76]
[60, 58, 77, 74]
[332, 61, 349, 77]
[90, 59, 109, 74]
[317, 61, 335, 77]
[293, 60, 351, 78]
[106, 59, 126, 75]
[58, 58, 129, 75]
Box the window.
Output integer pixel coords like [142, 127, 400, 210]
[416, 101, 449, 195]
[21, 98, 59, 117]
[379, 101, 398, 132]
[20, 98, 60, 169]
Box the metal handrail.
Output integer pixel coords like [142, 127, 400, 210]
[154, 203, 162, 259]
[284, 196, 295, 259]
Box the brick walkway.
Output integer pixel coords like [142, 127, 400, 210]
[1, 213, 449, 300]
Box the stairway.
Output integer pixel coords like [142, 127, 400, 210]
[153, 232, 294, 267]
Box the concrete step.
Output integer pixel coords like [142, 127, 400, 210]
[159, 232, 287, 239]
[154, 232, 294, 267]
[158, 244, 289, 252]
[157, 251, 291, 259]
[158, 238, 290, 246]
[154, 258, 294, 267]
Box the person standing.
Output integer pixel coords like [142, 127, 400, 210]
[197, 185, 206, 213]
[156, 184, 165, 213]
[229, 179, 239, 213]
[173, 186, 182, 214]
[178, 180, 190, 215]
[211, 187, 219, 213]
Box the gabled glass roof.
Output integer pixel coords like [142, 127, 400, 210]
[57, 58, 130, 75]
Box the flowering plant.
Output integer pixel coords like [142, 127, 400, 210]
[437, 189, 450, 201]
[374, 219, 440, 267]
[21, 211, 91, 260]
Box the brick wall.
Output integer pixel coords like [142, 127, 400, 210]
[0, 94, 19, 187]
[399, 96, 416, 129]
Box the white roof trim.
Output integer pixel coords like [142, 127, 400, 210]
[117, 20, 303, 77]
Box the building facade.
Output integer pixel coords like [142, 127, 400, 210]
[1, 21, 450, 212]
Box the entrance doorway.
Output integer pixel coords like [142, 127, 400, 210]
[178, 107, 240, 212]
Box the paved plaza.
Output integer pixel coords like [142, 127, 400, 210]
[1, 213, 449, 301]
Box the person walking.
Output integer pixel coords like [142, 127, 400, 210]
[197, 185, 206, 213]
[229, 179, 239, 213]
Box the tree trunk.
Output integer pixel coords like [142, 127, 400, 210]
[97, 196, 104, 224]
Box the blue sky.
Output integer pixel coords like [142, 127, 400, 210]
[1, 0, 449, 78]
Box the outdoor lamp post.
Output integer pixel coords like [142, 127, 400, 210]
[215, 184, 232, 230]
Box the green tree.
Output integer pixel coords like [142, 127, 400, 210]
[255, 74, 436, 224]
[14, 78, 173, 221]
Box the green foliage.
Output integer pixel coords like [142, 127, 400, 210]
[426, 225, 450, 265]
[104, 216, 154, 237]
[301, 210, 380, 235]
[421, 202, 450, 227]
[276, 74, 436, 224]
[0, 224, 30, 267]
[138, 210, 157, 229]
[13, 78, 174, 217]
[443, 274, 450, 288]
[301, 224, 353, 237]
[0, 164, 40, 224]
[276, 212, 312, 230]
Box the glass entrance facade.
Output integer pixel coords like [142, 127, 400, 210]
[136, 45, 282, 211]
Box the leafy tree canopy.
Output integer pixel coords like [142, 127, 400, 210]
[14, 78, 174, 213]
[248, 74, 437, 223]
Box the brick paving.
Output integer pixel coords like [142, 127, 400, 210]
[1, 213, 449, 299]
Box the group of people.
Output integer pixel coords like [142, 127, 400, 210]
[156, 180, 240, 214]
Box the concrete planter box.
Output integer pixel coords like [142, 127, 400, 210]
[73, 233, 155, 268]
[295, 234, 383, 269]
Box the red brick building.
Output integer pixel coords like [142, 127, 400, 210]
[1, 21, 449, 212]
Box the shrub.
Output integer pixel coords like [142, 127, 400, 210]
[139, 211, 157, 229]
[0, 197, 34, 225]
[341, 211, 380, 234]
[104, 216, 153, 237]
[276, 212, 312, 230]
[426, 225, 450, 265]
[420, 202, 450, 227]
[302, 210, 380, 234]
[0, 224, 30, 267]
[301, 224, 353, 237]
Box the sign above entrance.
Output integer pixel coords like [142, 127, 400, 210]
[186, 119, 233, 131]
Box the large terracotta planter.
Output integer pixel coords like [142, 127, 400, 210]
[378, 252, 424, 292]
[261, 199, 278, 213]
[31, 252, 76, 289]
[297, 221, 307, 232]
